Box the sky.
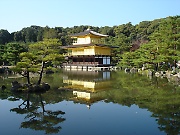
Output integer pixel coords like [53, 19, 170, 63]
[0, 0, 180, 33]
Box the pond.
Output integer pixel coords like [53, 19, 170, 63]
[0, 70, 180, 135]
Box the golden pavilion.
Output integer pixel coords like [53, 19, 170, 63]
[62, 29, 117, 71]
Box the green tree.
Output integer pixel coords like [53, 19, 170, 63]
[99, 26, 115, 36]
[0, 29, 12, 44]
[2, 42, 27, 65]
[15, 52, 37, 84]
[110, 34, 131, 64]
[0, 44, 5, 65]
[157, 16, 180, 67]
[43, 27, 58, 39]
[15, 39, 64, 85]
[37, 29, 43, 41]
[13, 31, 23, 42]
[139, 16, 180, 70]
[135, 21, 151, 40]
[120, 16, 180, 70]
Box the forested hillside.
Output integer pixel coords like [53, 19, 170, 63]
[0, 16, 179, 71]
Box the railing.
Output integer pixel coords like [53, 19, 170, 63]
[72, 39, 106, 45]
[63, 62, 99, 66]
[63, 53, 71, 56]
[63, 52, 95, 56]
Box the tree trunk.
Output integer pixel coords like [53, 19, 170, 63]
[154, 63, 158, 71]
[26, 71, 30, 84]
[37, 61, 45, 85]
[174, 60, 176, 68]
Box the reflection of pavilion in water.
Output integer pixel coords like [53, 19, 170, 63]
[62, 70, 112, 108]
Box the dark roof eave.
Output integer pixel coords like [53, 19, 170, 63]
[61, 44, 119, 49]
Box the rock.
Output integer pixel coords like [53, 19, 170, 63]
[34, 85, 44, 92]
[148, 70, 153, 76]
[155, 72, 160, 77]
[46, 70, 54, 74]
[0, 68, 5, 73]
[142, 67, 145, 71]
[11, 81, 50, 93]
[177, 72, 180, 78]
[166, 71, 171, 78]
[1, 85, 6, 90]
[27, 85, 34, 92]
[125, 68, 130, 73]
[130, 68, 137, 73]
[28, 83, 50, 92]
[170, 75, 180, 85]
[42, 83, 50, 91]
[11, 81, 22, 92]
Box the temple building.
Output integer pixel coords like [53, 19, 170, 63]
[62, 29, 117, 71]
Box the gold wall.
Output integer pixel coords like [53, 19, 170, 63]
[69, 46, 111, 56]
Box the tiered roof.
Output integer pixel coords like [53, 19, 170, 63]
[61, 29, 118, 48]
[62, 43, 117, 49]
[70, 29, 108, 37]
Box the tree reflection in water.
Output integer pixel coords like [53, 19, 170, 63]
[152, 102, 180, 135]
[1, 70, 180, 135]
[10, 93, 66, 134]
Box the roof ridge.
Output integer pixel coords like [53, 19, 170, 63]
[70, 30, 108, 37]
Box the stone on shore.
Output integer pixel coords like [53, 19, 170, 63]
[11, 81, 50, 93]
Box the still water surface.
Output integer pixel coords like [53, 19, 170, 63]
[0, 70, 179, 135]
